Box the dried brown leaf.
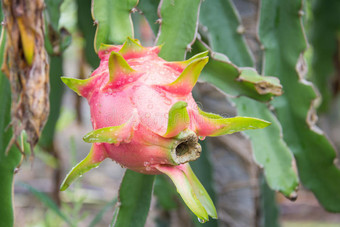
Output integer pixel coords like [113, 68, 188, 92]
[2, 0, 49, 157]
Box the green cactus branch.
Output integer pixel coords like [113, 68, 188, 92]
[193, 39, 281, 102]
[259, 0, 340, 212]
[156, 0, 201, 61]
[198, 0, 299, 197]
[0, 31, 21, 227]
[113, 170, 154, 227]
[137, 0, 160, 35]
[199, 0, 254, 67]
[92, 0, 139, 50]
[309, 0, 340, 112]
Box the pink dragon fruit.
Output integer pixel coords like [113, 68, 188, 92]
[60, 38, 270, 221]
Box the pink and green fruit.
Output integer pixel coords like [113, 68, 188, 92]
[60, 38, 270, 221]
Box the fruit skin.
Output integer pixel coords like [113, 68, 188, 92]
[60, 38, 271, 221]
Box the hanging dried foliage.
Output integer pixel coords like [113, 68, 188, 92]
[1, 0, 49, 157]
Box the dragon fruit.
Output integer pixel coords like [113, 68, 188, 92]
[60, 37, 270, 221]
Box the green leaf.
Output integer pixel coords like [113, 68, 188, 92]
[259, 0, 340, 211]
[114, 170, 155, 227]
[309, 0, 340, 112]
[83, 125, 133, 144]
[61, 76, 93, 96]
[60, 145, 102, 191]
[108, 51, 136, 83]
[137, 0, 160, 35]
[155, 165, 210, 221]
[199, 0, 254, 67]
[198, 0, 299, 197]
[118, 37, 145, 55]
[92, 0, 139, 51]
[0, 29, 21, 227]
[164, 101, 190, 138]
[18, 182, 73, 226]
[158, 56, 209, 95]
[197, 107, 271, 137]
[83, 110, 138, 144]
[182, 164, 217, 219]
[156, 0, 201, 61]
[89, 198, 117, 227]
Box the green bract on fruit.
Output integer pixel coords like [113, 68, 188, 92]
[60, 38, 270, 222]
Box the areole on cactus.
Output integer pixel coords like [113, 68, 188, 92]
[60, 37, 270, 222]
